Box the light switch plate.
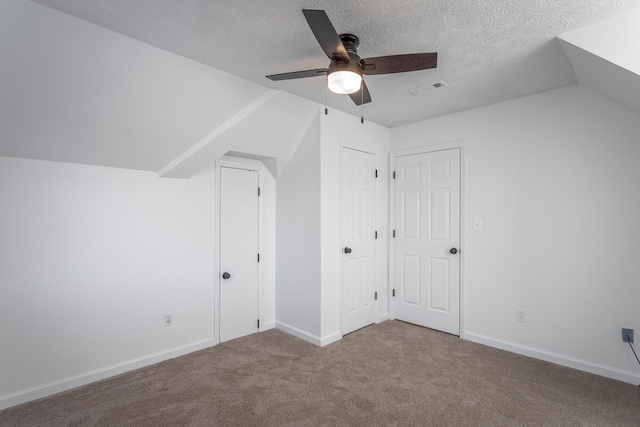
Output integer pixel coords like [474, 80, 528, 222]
[473, 218, 483, 231]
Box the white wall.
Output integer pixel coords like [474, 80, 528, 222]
[275, 112, 322, 341]
[275, 107, 390, 346]
[390, 84, 640, 384]
[0, 156, 216, 409]
[320, 109, 391, 342]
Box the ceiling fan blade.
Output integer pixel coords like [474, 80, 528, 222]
[348, 81, 372, 106]
[266, 68, 328, 81]
[361, 53, 437, 75]
[302, 9, 350, 63]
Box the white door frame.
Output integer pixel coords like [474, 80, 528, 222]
[339, 141, 379, 335]
[389, 141, 466, 338]
[215, 157, 265, 345]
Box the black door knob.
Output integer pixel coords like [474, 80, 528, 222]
[450, 248, 458, 254]
[222, 272, 231, 279]
[344, 247, 352, 254]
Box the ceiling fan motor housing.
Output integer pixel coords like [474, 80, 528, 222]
[328, 57, 363, 77]
[339, 33, 360, 53]
[330, 34, 363, 76]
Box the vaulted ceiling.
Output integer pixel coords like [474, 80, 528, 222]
[2, 0, 639, 176]
[28, 0, 640, 127]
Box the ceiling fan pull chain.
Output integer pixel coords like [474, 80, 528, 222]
[325, 82, 328, 115]
[361, 82, 364, 124]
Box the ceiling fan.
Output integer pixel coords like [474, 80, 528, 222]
[266, 9, 438, 106]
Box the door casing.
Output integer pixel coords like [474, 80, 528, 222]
[389, 142, 466, 338]
[215, 157, 265, 345]
[340, 146, 378, 335]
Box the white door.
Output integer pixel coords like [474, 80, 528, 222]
[341, 147, 377, 335]
[219, 167, 259, 342]
[393, 148, 460, 335]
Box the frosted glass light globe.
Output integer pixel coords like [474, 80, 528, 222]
[327, 70, 362, 94]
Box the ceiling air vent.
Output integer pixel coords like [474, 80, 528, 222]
[409, 80, 448, 96]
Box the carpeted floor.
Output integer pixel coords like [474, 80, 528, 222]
[1, 320, 639, 426]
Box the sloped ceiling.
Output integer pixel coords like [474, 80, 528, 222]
[28, 0, 640, 127]
[558, 8, 640, 117]
[0, 0, 316, 177]
[159, 90, 320, 179]
[2, 0, 640, 176]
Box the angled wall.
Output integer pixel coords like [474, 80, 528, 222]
[0, 0, 269, 172]
[275, 111, 323, 341]
[558, 8, 640, 117]
[559, 8, 640, 74]
[160, 91, 319, 179]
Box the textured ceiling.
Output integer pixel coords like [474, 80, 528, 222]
[30, 0, 640, 127]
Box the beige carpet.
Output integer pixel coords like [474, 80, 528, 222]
[1, 320, 639, 426]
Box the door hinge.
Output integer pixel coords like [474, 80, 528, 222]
[375, 169, 378, 178]
[393, 230, 396, 238]
[393, 171, 396, 179]
[375, 231, 378, 239]
[375, 291, 378, 300]
[258, 187, 261, 196]
[393, 289, 395, 297]
[257, 319, 260, 328]
[257, 253, 260, 262]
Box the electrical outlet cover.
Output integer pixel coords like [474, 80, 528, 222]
[164, 313, 173, 327]
[622, 328, 634, 343]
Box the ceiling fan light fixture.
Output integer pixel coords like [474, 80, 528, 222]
[265, 10, 438, 106]
[327, 69, 362, 95]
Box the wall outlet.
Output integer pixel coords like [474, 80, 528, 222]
[164, 313, 173, 327]
[622, 328, 634, 343]
[516, 309, 526, 323]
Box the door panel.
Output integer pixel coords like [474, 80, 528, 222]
[430, 189, 450, 240]
[402, 255, 421, 306]
[341, 147, 377, 335]
[394, 149, 460, 335]
[402, 190, 421, 239]
[429, 257, 450, 311]
[219, 167, 259, 342]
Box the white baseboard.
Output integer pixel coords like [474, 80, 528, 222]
[275, 321, 342, 347]
[276, 321, 321, 346]
[260, 321, 276, 331]
[0, 338, 215, 411]
[464, 332, 640, 386]
[377, 313, 390, 323]
[320, 331, 342, 347]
